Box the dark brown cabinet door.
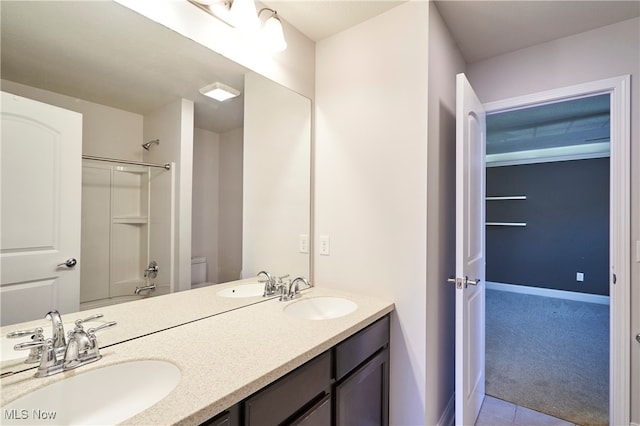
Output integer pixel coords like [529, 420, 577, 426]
[334, 349, 389, 426]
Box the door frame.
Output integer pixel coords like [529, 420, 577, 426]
[483, 75, 631, 425]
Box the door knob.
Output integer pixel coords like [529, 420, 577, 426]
[636, 334, 640, 344]
[465, 277, 481, 286]
[57, 258, 77, 268]
[447, 276, 480, 289]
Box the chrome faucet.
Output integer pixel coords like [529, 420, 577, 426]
[280, 276, 311, 301]
[135, 282, 157, 295]
[45, 310, 66, 353]
[258, 270, 276, 296]
[13, 312, 116, 378]
[63, 321, 116, 370]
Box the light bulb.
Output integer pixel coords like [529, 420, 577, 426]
[229, 0, 259, 32]
[263, 14, 287, 52]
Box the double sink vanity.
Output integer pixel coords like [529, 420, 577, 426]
[0, 279, 394, 425]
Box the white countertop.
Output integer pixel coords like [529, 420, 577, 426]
[0, 286, 394, 425]
[0, 278, 278, 375]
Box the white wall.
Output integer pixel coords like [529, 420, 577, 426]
[315, 3, 429, 424]
[191, 126, 243, 284]
[243, 72, 311, 279]
[0, 80, 143, 160]
[192, 128, 221, 283]
[143, 99, 194, 293]
[218, 128, 244, 282]
[427, 3, 466, 424]
[466, 17, 640, 424]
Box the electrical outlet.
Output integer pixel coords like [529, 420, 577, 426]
[299, 234, 309, 254]
[319, 236, 330, 256]
[576, 272, 584, 282]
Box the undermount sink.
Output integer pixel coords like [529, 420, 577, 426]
[284, 297, 358, 320]
[1, 321, 103, 363]
[217, 282, 264, 298]
[1, 360, 181, 425]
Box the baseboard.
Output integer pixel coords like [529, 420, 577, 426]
[631, 423, 639, 426]
[486, 281, 610, 305]
[438, 394, 455, 426]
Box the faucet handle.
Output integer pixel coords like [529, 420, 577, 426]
[76, 313, 104, 325]
[75, 321, 117, 363]
[87, 321, 117, 335]
[71, 313, 105, 331]
[14, 338, 48, 352]
[15, 338, 62, 377]
[6, 327, 43, 339]
[7, 327, 45, 363]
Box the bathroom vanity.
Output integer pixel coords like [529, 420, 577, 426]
[0, 286, 394, 425]
[208, 315, 390, 426]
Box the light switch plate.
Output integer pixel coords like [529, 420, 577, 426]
[319, 236, 330, 256]
[299, 234, 309, 254]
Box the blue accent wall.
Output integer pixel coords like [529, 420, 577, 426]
[486, 158, 609, 296]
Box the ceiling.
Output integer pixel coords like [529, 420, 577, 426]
[265, 1, 639, 63]
[1, 1, 638, 135]
[487, 94, 610, 157]
[261, 1, 406, 41]
[0, 1, 248, 133]
[434, 1, 640, 63]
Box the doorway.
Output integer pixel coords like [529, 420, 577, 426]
[484, 94, 611, 425]
[482, 77, 631, 426]
[454, 74, 631, 426]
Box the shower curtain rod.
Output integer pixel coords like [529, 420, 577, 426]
[82, 155, 171, 170]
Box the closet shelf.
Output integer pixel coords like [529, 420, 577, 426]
[112, 216, 148, 224]
[486, 196, 527, 201]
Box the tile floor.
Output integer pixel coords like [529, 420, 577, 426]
[476, 396, 577, 426]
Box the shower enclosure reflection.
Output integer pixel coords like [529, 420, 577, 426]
[80, 158, 175, 310]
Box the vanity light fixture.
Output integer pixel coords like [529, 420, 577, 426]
[259, 8, 287, 52]
[189, 0, 287, 52]
[228, 0, 260, 31]
[199, 82, 241, 102]
[191, 0, 258, 30]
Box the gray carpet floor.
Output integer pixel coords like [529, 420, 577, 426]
[485, 289, 609, 426]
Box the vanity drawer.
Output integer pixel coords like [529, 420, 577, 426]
[200, 404, 240, 426]
[292, 393, 331, 426]
[244, 351, 331, 426]
[334, 315, 389, 380]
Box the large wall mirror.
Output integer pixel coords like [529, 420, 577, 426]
[0, 0, 310, 369]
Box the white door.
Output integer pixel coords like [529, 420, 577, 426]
[1, 92, 82, 326]
[454, 74, 486, 426]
